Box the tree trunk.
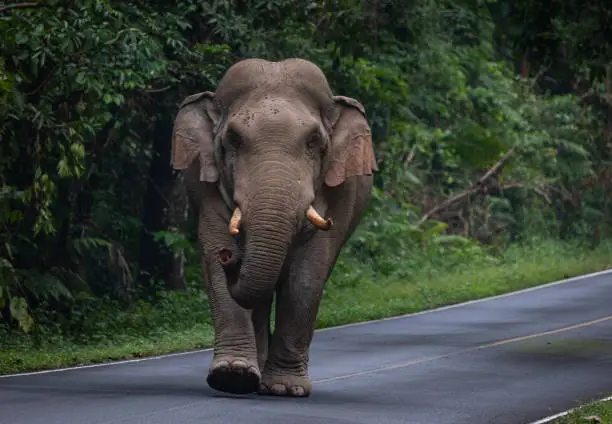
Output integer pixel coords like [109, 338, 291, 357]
[138, 116, 187, 296]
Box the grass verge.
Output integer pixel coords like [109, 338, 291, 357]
[547, 396, 612, 423]
[2, 239, 612, 375]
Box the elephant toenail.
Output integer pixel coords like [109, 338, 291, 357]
[214, 360, 230, 370]
[248, 366, 261, 378]
[230, 360, 247, 372]
[290, 386, 305, 397]
[271, 384, 287, 395]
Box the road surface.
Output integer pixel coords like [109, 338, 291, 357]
[2, 271, 612, 424]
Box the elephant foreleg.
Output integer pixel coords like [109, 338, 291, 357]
[198, 213, 261, 395]
[258, 176, 373, 397]
[258, 236, 335, 397]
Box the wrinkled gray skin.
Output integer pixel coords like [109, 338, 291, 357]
[171, 58, 378, 397]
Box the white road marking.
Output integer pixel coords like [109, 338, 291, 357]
[528, 394, 612, 424]
[1, 268, 611, 379]
[313, 314, 612, 384]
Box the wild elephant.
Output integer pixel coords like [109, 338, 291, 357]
[170, 58, 378, 397]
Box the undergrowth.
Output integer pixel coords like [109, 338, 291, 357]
[550, 396, 612, 424]
[1, 237, 611, 375]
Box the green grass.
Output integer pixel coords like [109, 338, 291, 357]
[549, 396, 612, 423]
[1, 239, 612, 375]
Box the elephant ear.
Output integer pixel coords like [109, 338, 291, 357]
[171, 91, 220, 182]
[324, 95, 378, 187]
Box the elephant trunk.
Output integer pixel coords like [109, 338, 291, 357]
[229, 225, 293, 310]
[227, 177, 300, 310]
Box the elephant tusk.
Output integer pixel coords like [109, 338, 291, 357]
[229, 207, 242, 235]
[306, 205, 333, 230]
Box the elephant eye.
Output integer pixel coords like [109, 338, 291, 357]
[225, 129, 241, 149]
[306, 133, 322, 150]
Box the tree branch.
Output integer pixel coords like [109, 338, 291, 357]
[403, 144, 417, 168]
[0, 2, 39, 12]
[500, 183, 551, 203]
[417, 148, 515, 226]
[141, 86, 172, 94]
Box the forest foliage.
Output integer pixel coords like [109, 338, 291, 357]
[1, 0, 611, 336]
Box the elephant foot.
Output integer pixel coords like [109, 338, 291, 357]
[258, 373, 312, 397]
[206, 358, 261, 395]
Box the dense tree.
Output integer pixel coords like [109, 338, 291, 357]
[0, 0, 610, 334]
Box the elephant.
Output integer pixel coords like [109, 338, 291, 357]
[170, 57, 378, 397]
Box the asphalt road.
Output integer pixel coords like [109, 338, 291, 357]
[2, 271, 612, 424]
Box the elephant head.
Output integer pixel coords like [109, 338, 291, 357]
[171, 58, 377, 309]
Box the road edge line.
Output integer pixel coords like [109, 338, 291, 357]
[2, 267, 611, 379]
[316, 267, 612, 332]
[528, 394, 612, 424]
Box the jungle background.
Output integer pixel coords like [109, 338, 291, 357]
[2, 0, 612, 372]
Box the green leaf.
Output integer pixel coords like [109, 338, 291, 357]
[9, 296, 34, 333]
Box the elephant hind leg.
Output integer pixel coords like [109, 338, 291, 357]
[252, 295, 273, 371]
